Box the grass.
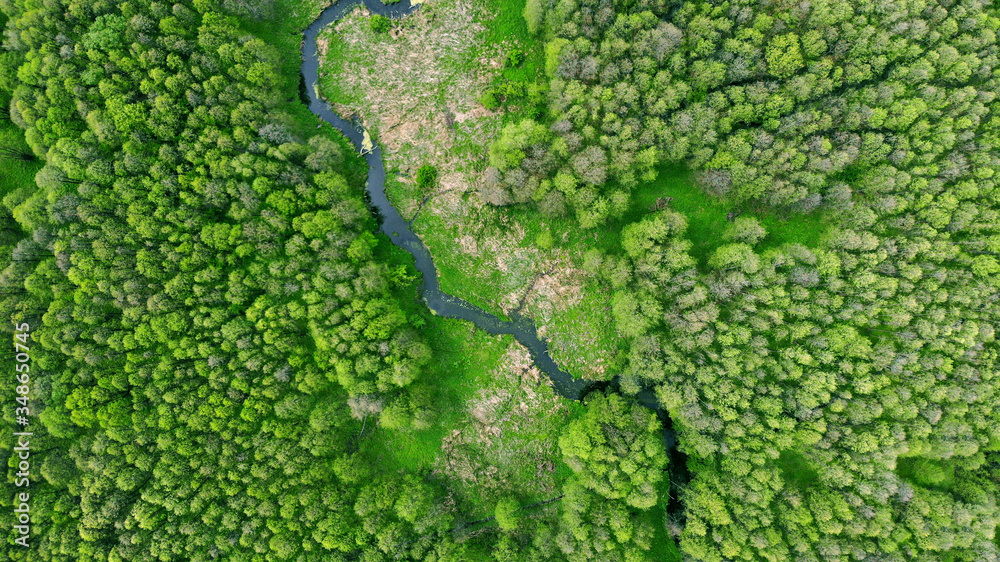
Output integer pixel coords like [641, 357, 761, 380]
[0, 120, 43, 202]
[896, 457, 957, 494]
[476, 0, 547, 121]
[358, 313, 513, 472]
[479, 0, 543, 82]
[542, 284, 625, 381]
[623, 164, 830, 267]
[776, 449, 820, 490]
[412, 200, 531, 320]
[316, 28, 359, 108]
[447, 395, 584, 518]
[648, 474, 684, 561]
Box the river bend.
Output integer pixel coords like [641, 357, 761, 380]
[300, 0, 670, 431]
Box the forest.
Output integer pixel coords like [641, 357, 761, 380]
[2, 0, 999, 560]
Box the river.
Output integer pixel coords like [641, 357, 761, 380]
[300, 0, 675, 450]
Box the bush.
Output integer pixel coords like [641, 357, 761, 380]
[494, 497, 520, 532]
[523, 0, 543, 35]
[505, 51, 526, 68]
[416, 164, 438, 191]
[535, 228, 554, 249]
[369, 15, 391, 33]
[724, 216, 767, 245]
[480, 91, 500, 110]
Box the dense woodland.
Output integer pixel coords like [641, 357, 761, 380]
[1, 0, 999, 560]
[0, 0, 451, 559]
[486, 0, 1000, 560]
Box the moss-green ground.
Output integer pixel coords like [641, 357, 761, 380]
[0, 121, 42, 201]
[636, 165, 828, 267]
[357, 314, 513, 473]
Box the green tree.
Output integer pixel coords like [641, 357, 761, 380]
[494, 496, 520, 532]
[559, 392, 667, 509]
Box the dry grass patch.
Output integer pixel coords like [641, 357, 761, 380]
[320, 0, 501, 183]
[435, 343, 572, 505]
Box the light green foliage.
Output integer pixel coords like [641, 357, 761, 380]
[523, 0, 543, 35]
[723, 216, 766, 245]
[489, 118, 551, 170]
[555, 479, 659, 561]
[535, 227, 554, 249]
[621, 211, 688, 259]
[545, 38, 569, 77]
[347, 230, 378, 262]
[707, 242, 760, 274]
[765, 33, 804, 78]
[495, 496, 520, 531]
[611, 290, 650, 339]
[559, 392, 667, 509]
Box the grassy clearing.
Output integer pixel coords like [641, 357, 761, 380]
[434, 342, 583, 514]
[541, 284, 624, 381]
[358, 313, 513, 472]
[315, 27, 359, 108]
[649, 524, 685, 561]
[476, 0, 546, 119]
[316, 0, 498, 154]
[415, 202, 536, 319]
[776, 449, 821, 490]
[479, 0, 534, 53]
[623, 164, 829, 267]
[0, 120, 42, 201]
[896, 457, 957, 494]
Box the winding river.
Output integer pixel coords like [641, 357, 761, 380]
[301, 0, 672, 446]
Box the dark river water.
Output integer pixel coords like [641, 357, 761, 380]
[300, 0, 674, 449]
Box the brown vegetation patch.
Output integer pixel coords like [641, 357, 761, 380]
[522, 259, 584, 316]
[435, 343, 569, 498]
[322, 0, 500, 179]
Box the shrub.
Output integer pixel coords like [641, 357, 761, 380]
[480, 90, 500, 110]
[505, 51, 526, 68]
[494, 497, 520, 532]
[416, 164, 438, 191]
[535, 228, 554, 249]
[369, 15, 391, 33]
